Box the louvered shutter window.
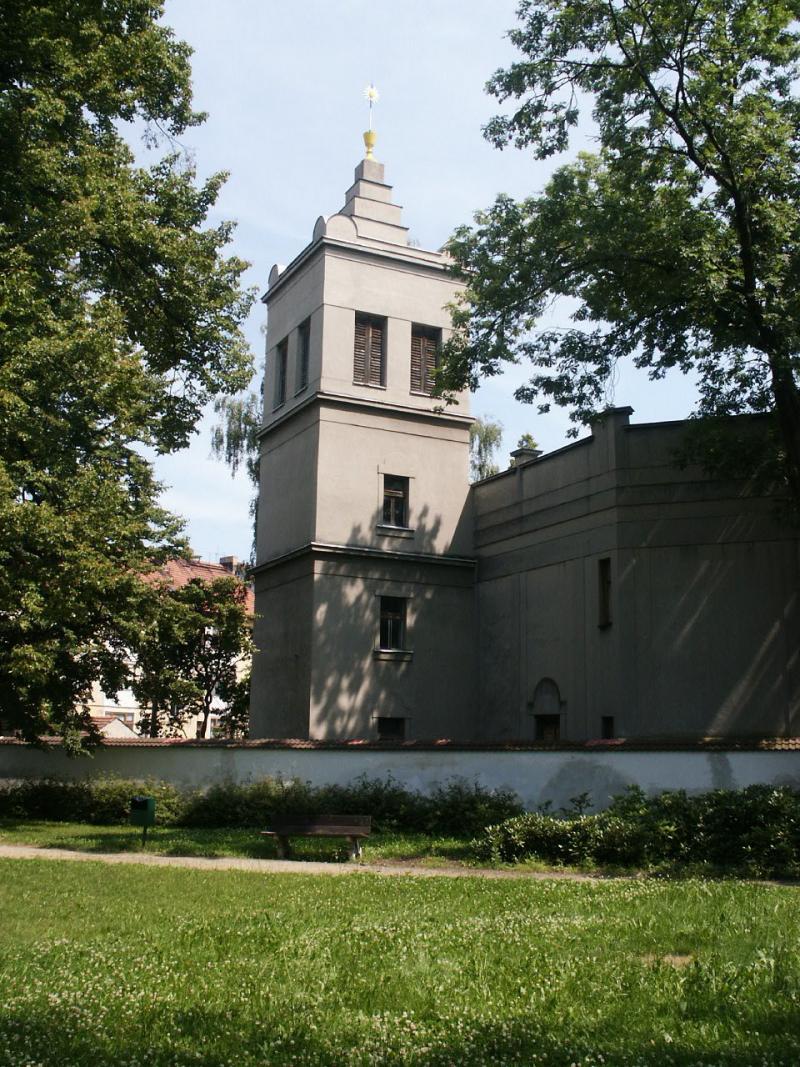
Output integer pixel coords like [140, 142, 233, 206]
[354, 314, 385, 386]
[410, 326, 441, 395]
[367, 319, 384, 386]
[410, 332, 423, 393]
[354, 317, 368, 384]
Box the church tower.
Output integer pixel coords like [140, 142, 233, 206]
[249, 137, 477, 740]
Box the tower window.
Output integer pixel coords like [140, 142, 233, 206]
[296, 319, 310, 393]
[598, 557, 612, 627]
[273, 338, 288, 409]
[354, 313, 385, 387]
[382, 475, 409, 528]
[410, 325, 440, 396]
[379, 596, 406, 651]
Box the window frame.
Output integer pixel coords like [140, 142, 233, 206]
[598, 557, 612, 628]
[534, 714, 561, 742]
[273, 337, 289, 410]
[378, 595, 406, 651]
[410, 324, 441, 396]
[295, 318, 310, 395]
[375, 716, 406, 741]
[353, 312, 386, 388]
[381, 474, 409, 529]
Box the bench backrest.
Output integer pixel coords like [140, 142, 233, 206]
[268, 814, 371, 833]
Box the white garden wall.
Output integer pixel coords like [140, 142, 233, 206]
[1, 741, 798, 811]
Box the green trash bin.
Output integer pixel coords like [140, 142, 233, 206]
[130, 796, 156, 844]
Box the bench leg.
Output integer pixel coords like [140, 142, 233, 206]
[276, 835, 293, 860]
[348, 837, 362, 861]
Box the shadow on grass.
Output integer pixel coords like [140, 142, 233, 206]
[0, 822, 477, 866]
[2, 1002, 798, 1067]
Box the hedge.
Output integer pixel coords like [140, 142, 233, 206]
[474, 785, 800, 878]
[0, 775, 522, 837]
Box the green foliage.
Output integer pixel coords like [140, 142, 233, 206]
[441, 0, 800, 504]
[468, 415, 503, 481]
[475, 785, 800, 877]
[0, 1, 255, 744]
[0, 775, 521, 836]
[0, 775, 184, 825]
[130, 575, 253, 738]
[210, 391, 262, 557]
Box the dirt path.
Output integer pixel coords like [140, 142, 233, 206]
[0, 843, 600, 881]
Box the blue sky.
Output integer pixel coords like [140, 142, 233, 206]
[150, 0, 698, 562]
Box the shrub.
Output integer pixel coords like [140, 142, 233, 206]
[0, 774, 521, 836]
[0, 776, 184, 825]
[473, 785, 800, 877]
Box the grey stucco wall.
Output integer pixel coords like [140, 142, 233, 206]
[474, 411, 800, 741]
[1, 743, 797, 814]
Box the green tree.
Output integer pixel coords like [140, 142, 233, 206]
[469, 416, 504, 481]
[440, 0, 800, 505]
[216, 667, 251, 739]
[0, 1, 254, 747]
[131, 576, 253, 739]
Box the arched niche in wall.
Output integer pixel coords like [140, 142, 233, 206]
[526, 677, 564, 742]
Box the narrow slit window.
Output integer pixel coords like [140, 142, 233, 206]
[382, 475, 409, 528]
[274, 338, 288, 409]
[379, 596, 406, 651]
[296, 319, 310, 393]
[410, 325, 441, 396]
[354, 313, 385, 387]
[598, 557, 612, 627]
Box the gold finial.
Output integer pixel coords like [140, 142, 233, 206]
[363, 83, 379, 159]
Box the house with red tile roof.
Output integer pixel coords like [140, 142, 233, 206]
[89, 555, 253, 738]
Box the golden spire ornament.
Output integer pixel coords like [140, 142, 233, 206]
[363, 83, 379, 159]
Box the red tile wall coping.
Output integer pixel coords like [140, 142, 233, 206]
[1, 737, 799, 752]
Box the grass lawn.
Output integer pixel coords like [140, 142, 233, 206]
[1, 859, 799, 1066]
[0, 820, 476, 866]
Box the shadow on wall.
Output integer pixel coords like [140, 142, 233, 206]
[621, 512, 799, 738]
[537, 758, 633, 813]
[307, 508, 477, 740]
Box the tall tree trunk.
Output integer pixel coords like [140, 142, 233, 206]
[149, 698, 160, 738]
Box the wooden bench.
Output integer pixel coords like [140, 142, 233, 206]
[261, 815, 371, 860]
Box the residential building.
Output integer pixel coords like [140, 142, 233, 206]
[89, 556, 254, 738]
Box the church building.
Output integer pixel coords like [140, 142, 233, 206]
[249, 144, 800, 744]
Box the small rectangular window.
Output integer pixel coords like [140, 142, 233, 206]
[354, 313, 385, 387]
[296, 319, 310, 393]
[376, 716, 406, 741]
[534, 715, 560, 742]
[598, 557, 612, 627]
[274, 338, 288, 409]
[379, 596, 406, 651]
[601, 716, 615, 739]
[410, 325, 441, 396]
[382, 475, 409, 528]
